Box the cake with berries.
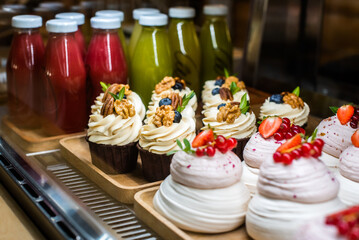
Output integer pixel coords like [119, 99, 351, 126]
[241, 117, 305, 194]
[149, 76, 197, 111]
[296, 206, 359, 240]
[202, 74, 249, 110]
[337, 130, 359, 206]
[87, 84, 143, 174]
[316, 105, 358, 171]
[153, 130, 250, 233]
[259, 87, 310, 127]
[202, 94, 256, 159]
[246, 134, 345, 240]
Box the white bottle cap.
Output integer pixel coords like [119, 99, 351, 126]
[133, 8, 160, 20]
[46, 19, 77, 33]
[90, 16, 121, 29]
[95, 10, 124, 22]
[55, 12, 85, 25]
[12, 15, 42, 28]
[39, 2, 64, 10]
[203, 4, 228, 16]
[169, 7, 195, 18]
[139, 13, 168, 26]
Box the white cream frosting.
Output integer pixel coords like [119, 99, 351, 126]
[202, 88, 249, 110]
[259, 98, 310, 126]
[339, 145, 359, 183]
[241, 162, 259, 195]
[202, 108, 257, 139]
[149, 87, 197, 111]
[91, 92, 146, 120]
[170, 150, 243, 189]
[337, 174, 359, 207]
[319, 151, 340, 173]
[258, 156, 340, 203]
[153, 175, 250, 233]
[139, 116, 196, 154]
[295, 218, 345, 240]
[246, 194, 345, 240]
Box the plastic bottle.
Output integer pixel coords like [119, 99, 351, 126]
[169, 7, 201, 96]
[129, 8, 160, 59]
[44, 19, 87, 133]
[6, 15, 45, 128]
[131, 14, 172, 106]
[200, 4, 232, 83]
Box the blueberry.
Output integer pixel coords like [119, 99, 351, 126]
[123, 95, 127, 99]
[212, 88, 220, 95]
[172, 82, 183, 90]
[217, 103, 226, 110]
[269, 94, 284, 104]
[159, 98, 172, 107]
[214, 79, 225, 86]
[173, 111, 182, 123]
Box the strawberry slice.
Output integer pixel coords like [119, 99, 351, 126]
[337, 105, 354, 125]
[352, 130, 359, 148]
[277, 134, 302, 153]
[192, 129, 215, 148]
[259, 117, 283, 138]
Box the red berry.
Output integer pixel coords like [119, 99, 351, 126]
[281, 123, 290, 132]
[259, 117, 283, 138]
[355, 108, 359, 115]
[350, 121, 358, 129]
[349, 227, 359, 240]
[206, 146, 216, 157]
[282, 117, 291, 125]
[273, 152, 282, 163]
[292, 129, 301, 135]
[352, 115, 359, 122]
[337, 221, 349, 235]
[352, 130, 359, 147]
[277, 134, 302, 153]
[313, 139, 325, 148]
[196, 148, 204, 157]
[301, 143, 313, 157]
[226, 138, 237, 150]
[292, 125, 300, 131]
[291, 149, 302, 159]
[312, 145, 322, 157]
[215, 135, 227, 150]
[192, 129, 215, 148]
[337, 105, 355, 125]
[285, 132, 294, 140]
[299, 127, 306, 134]
[326, 216, 339, 225]
[282, 153, 293, 165]
[274, 132, 284, 141]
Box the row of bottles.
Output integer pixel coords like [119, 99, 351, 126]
[6, 4, 232, 134]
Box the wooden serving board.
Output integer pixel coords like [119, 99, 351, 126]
[2, 116, 83, 152]
[134, 187, 250, 240]
[59, 135, 161, 204]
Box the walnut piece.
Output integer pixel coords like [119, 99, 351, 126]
[222, 76, 246, 90]
[217, 102, 241, 124]
[153, 105, 175, 127]
[155, 77, 176, 94]
[114, 99, 136, 119]
[102, 84, 131, 103]
[281, 92, 304, 109]
[219, 88, 234, 101]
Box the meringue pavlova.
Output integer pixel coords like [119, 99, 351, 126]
[246, 134, 345, 240]
[87, 83, 143, 174]
[153, 129, 250, 233]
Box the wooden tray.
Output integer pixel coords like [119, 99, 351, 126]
[59, 135, 161, 204]
[2, 116, 83, 152]
[134, 187, 250, 240]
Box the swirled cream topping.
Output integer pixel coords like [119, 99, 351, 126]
[149, 87, 197, 111]
[258, 156, 339, 203]
[139, 116, 196, 154]
[259, 98, 310, 126]
[317, 116, 357, 158]
[339, 145, 359, 183]
[202, 88, 249, 110]
[295, 218, 345, 240]
[243, 132, 283, 168]
[170, 150, 242, 189]
[202, 107, 256, 139]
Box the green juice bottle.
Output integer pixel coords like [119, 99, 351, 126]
[129, 8, 160, 59]
[131, 14, 173, 107]
[200, 4, 232, 84]
[169, 7, 201, 96]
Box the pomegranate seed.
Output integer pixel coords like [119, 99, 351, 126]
[312, 145, 322, 157]
[196, 148, 204, 157]
[301, 143, 313, 157]
[273, 152, 283, 163]
[313, 139, 325, 148]
[282, 153, 293, 165]
[226, 138, 237, 150]
[206, 146, 216, 157]
[337, 221, 349, 235]
[282, 118, 291, 125]
[350, 121, 358, 129]
[291, 149, 302, 159]
[274, 132, 284, 141]
[285, 132, 294, 139]
[215, 135, 227, 149]
[349, 227, 359, 240]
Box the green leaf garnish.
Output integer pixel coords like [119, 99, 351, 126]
[239, 93, 250, 114]
[167, 150, 178, 156]
[166, 138, 195, 156]
[100, 81, 111, 93]
[329, 106, 339, 114]
[176, 139, 183, 150]
[109, 92, 119, 100]
[109, 87, 125, 101]
[230, 81, 240, 95]
[177, 90, 195, 113]
[310, 128, 318, 141]
[224, 68, 229, 78]
[292, 86, 300, 96]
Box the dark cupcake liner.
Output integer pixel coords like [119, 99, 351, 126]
[86, 137, 138, 174]
[232, 137, 250, 161]
[137, 143, 173, 182]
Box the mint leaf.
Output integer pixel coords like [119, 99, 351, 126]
[183, 139, 191, 151]
[177, 91, 195, 113]
[230, 81, 240, 95]
[100, 82, 111, 93]
[224, 68, 229, 78]
[292, 86, 300, 96]
[239, 93, 249, 114]
[311, 128, 318, 141]
[167, 150, 178, 156]
[176, 139, 183, 150]
[109, 92, 119, 100]
[117, 87, 125, 101]
[329, 106, 339, 114]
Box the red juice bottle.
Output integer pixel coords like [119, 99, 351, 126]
[55, 12, 87, 60]
[86, 17, 127, 107]
[44, 19, 87, 133]
[6, 15, 45, 128]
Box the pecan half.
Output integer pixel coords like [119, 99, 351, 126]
[219, 87, 234, 101]
[281, 92, 304, 109]
[101, 96, 115, 117]
[155, 77, 176, 94]
[114, 99, 136, 119]
[153, 105, 175, 127]
[217, 102, 241, 124]
[170, 93, 182, 110]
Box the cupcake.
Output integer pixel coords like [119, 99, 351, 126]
[153, 130, 250, 233]
[296, 206, 359, 240]
[259, 87, 310, 127]
[202, 94, 256, 159]
[242, 117, 305, 194]
[337, 130, 359, 206]
[87, 84, 143, 174]
[138, 102, 196, 182]
[246, 134, 345, 240]
[316, 105, 358, 171]
[149, 76, 197, 111]
[202, 75, 249, 110]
